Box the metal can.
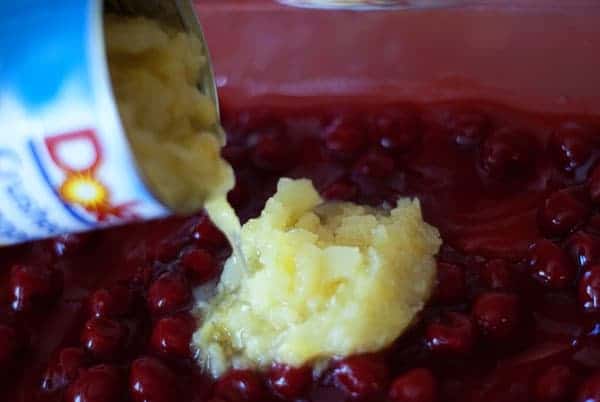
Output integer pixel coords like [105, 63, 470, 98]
[0, 0, 218, 245]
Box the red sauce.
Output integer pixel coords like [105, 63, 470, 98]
[2, 101, 600, 402]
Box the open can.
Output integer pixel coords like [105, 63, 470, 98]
[0, 0, 218, 245]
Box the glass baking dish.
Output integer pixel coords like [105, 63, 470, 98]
[195, 0, 600, 116]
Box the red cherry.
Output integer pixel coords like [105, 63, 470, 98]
[329, 354, 388, 399]
[80, 318, 127, 360]
[0, 324, 19, 370]
[65, 364, 123, 402]
[222, 109, 274, 138]
[227, 181, 248, 208]
[251, 132, 294, 172]
[221, 144, 249, 168]
[425, 312, 475, 355]
[578, 266, 600, 313]
[322, 180, 358, 201]
[130, 357, 178, 402]
[353, 149, 395, 178]
[267, 363, 312, 400]
[528, 239, 575, 289]
[482, 259, 514, 290]
[479, 127, 534, 180]
[389, 368, 437, 402]
[150, 314, 194, 359]
[566, 231, 600, 269]
[192, 216, 228, 249]
[41, 347, 87, 393]
[147, 272, 192, 316]
[180, 249, 219, 285]
[131, 265, 153, 289]
[324, 117, 366, 159]
[537, 189, 590, 237]
[590, 164, 600, 204]
[588, 215, 600, 235]
[9, 264, 63, 312]
[88, 284, 134, 319]
[368, 111, 420, 154]
[576, 371, 600, 402]
[472, 292, 520, 341]
[533, 364, 573, 402]
[214, 369, 265, 402]
[447, 111, 489, 146]
[52, 233, 92, 257]
[154, 239, 183, 263]
[552, 122, 595, 172]
[433, 262, 466, 303]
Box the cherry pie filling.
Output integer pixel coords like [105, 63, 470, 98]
[2, 101, 600, 402]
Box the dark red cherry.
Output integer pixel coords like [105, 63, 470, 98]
[552, 122, 595, 172]
[578, 265, 600, 313]
[353, 149, 395, 178]
[80, 318, 127, 360]
[0, 324, 19, 370]
[472, 292, 520, 341]
[322, 180, 358, 201]
[180, 249, 219, 285]
[566, 231, 600, 269]
[528, 239, 575, 289]
[88, 284, 134, 319]
[533, 364, 573, 402]
[576, 371, 600, 402]
[267, 363, 312, 400]
[151, 233, 185, 263]
[330, 355, 388, 400]
[482, 259, 514, 290]
[41, 347, 87, 393]
[191, 216, 228, 249]
[590, 164, 600, 204]
[65, 364, 123, 402]
[221, 144, 249, 168]
[52, 233, 92, 257]
[368, 110, 420, 154]
[537, 189, 590, 237]
[251, 132, 294, 172]
[150, 314, 194, 359]
[9, 264, 63, 312]
[433, 262, 466, 303]
[227, 181, 248, 208]
[324, 117, 367, 159]
[214, 369, 265, 402]
[425, 312, 475, 355]
[147, 272, 192, 316]
[131, 265, 153, 289]
[130, 357, 178, 402]
[479, 127, 534, 180]
[448, 111, 489, 146]
[588, 215, 600, 235]
[388, 368, 437, 402]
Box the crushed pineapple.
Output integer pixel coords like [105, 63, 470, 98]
[194, 178, 442, 376]
[105, 15, 233, 213]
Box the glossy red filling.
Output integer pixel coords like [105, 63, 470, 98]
[2, 101, 600, 402]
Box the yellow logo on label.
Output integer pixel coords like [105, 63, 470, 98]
[43, 130, 139, 222]
[59, 172, 110, 211]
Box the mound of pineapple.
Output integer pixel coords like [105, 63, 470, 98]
[194, 178, 441, 376]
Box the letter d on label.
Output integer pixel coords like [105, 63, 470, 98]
[45, 130, 103, 174]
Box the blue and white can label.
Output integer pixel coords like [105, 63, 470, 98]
[0, 0, 171, 245]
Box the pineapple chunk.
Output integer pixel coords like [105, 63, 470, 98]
[193, 178, 441, 376]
